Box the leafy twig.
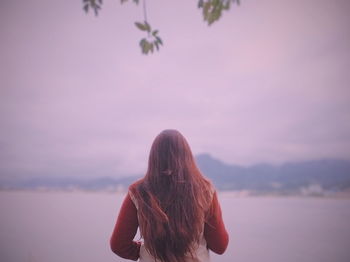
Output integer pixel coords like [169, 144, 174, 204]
[135, 22, 163, 54]
[198, 0, 240, 25]
[134, 0, 163, 55]
[82, 0, 240, 54]
[83, 0, 103, 16]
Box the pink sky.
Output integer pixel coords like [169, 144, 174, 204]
[1, 0, 350, 179]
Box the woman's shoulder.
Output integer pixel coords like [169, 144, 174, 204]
[128, 178, 147, 203]
[128, 177, 145, 191]
[127, 178, 145, 209]
[202, 177, 216, 198]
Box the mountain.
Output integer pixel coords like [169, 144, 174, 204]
[1, 154, 350, 195]
[0, 176, 137, 191]
[196, 154, 350, 193]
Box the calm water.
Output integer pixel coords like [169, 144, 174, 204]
[1, 191, 350, 262]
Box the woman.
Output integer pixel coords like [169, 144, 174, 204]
[110, 129, 229, 262]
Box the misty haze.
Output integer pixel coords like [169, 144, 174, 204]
[1, 0, 350, 262]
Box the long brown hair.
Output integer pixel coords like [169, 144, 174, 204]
[130, 129, 213, 262]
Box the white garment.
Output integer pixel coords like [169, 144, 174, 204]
[129, 191, 211, 262]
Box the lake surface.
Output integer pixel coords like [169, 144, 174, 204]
[1, 191, 350, 262]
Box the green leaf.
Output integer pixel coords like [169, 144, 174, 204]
[198, 0, 204, 8]
[223, 1, 230, 10]
[152, 30, 159, 36]
[140, 39, 147, 51]
[203, 2, 211, 20]
[135, 22, 148, 31]
[139, 39, 152, 54]
[144, 21, 151, 32]
[82, 0, 102, 16]
[154, 41, 159, 51]
[83, 4, 89, 12]
[156, 36, 163, 45]
[144, 42, 150, 54]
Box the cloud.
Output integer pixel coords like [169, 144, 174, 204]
[1, 0, 350, 179]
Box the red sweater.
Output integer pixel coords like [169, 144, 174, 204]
[110, 191, 229, 260]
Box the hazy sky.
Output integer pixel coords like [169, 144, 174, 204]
[1, 0, 350, 179]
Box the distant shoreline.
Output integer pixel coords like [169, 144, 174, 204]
[218, 189, 350, 199]
[2, 188, 350, 199]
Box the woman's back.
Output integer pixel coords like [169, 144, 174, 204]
[110, 130, 229, 262]
[129, 180, 214, 262]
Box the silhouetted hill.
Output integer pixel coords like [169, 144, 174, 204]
[196, 154, 350, 193]
[1, 154, 350, 195]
